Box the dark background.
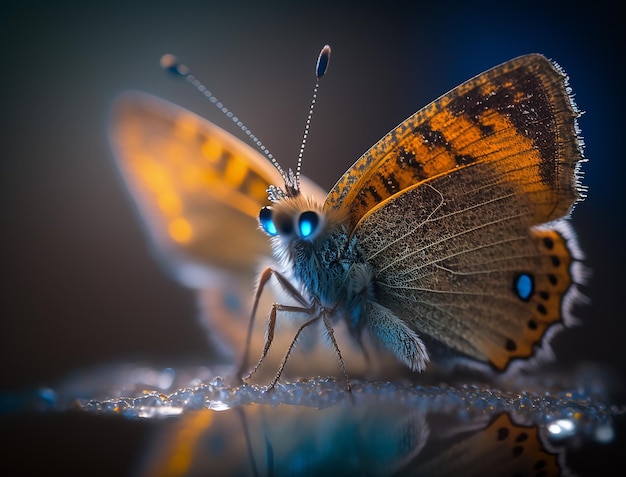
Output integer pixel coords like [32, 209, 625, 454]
[1, 1, 624, 475]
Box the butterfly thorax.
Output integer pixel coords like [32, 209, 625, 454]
[260, 195, 374, 328]
[294, 226, 375, 326]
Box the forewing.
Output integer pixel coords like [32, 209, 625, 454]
[109, 92, 280, 287]
[325, 54, 583, 231]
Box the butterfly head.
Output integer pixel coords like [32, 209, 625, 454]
[259, 195, 326, 243]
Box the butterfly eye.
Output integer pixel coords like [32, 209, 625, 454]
[298, 211, 320, 239]
[259, 206, 278, 236]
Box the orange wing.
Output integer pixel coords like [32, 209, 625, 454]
[109, 92, 281, 285]
[325, 54, 584, 232]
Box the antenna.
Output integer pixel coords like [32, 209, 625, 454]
[160, 45, 331, 198]
[160, 53, 285, 177]
[295, 44, 331, 190]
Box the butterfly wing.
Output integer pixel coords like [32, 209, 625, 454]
[109, 92, 280, 361]
[326, 54, 585, 371]
[109, 92, 280, 287]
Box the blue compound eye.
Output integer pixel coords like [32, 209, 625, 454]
[259, 207, 277, 236]
[298, 211, 319, 238]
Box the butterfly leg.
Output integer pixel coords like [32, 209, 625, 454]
[267, 308, 352, 393]
[238, 267, 309, 379]
[366, 301, 429, 372]
[268, 311, 321, 390]
[321, 311, 352, 392]
[243, 302, 314, 383]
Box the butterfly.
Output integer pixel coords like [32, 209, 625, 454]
[108, 46, 586, 389]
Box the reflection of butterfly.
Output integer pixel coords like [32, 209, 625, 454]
[413, 413, 565, 477]
[137, 403, 428, 477]
[109, 46, 585, 387]
[135, 405, 565, 477]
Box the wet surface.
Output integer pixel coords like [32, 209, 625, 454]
[2, 363, 623, 476]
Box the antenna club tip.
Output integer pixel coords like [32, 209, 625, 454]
[160, 54, 189, 76]
[316, 45, 331, 78]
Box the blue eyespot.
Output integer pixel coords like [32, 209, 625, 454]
[515, 273, 534, 301]
[259, 207, 277, 236]
[298, 211, 319, 238]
